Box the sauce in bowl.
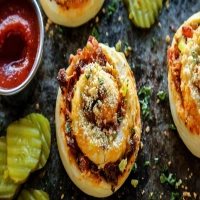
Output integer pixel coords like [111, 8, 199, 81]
[0, 0, 41, 91]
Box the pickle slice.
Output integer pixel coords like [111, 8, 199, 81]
[0, 137, 20, 199]
[17, 189, 49, 200]
[25, 113, 51, 169]
[7, 118, 42, 183]
[124, 0, 162, 28]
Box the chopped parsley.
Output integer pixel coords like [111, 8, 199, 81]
[91, 27, 99, 41]
[170, 192, 179, 200]
[124, 41, 132, 57]
[132, 163, 137, 173]
[151, 37, 156, 49]
[113, 131, 117, 137]
[191, 50, 200, 65]
[85, 74, 90, 80]
[131, 127, 135, 133]
[169, 123, 176, 130]
[117, 116, 122, 123]
[160, 173, 176, 186]
[154, 157, 159, 164]
[115, 40, 121, 52]
[138, 86, 151, 118]
[107, 0, 117, 18]
[144, 161, 150, 166]
[157, 90, 167, 101]
[98, 77, 104, 85]
[163, 163, 168, 172]
[66, 123, 71, 133]
[175, 180, 181, 188]
[57, 26, 63, 34]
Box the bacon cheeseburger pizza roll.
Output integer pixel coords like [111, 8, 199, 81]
[39, 0, 104, 27]
[168, 12, 200, 157]
[55, 36, 141, 197]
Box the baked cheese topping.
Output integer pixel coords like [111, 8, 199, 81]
[179, 25, 200, 110]
[71, 62, 127, 166]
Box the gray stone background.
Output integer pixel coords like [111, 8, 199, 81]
[0, 0, 200, 199]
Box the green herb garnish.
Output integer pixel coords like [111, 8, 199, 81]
[66, 123, 71, 133]
[144, 161, 150, 166]
[157, 91, 167, 101]
[154, 157, 159, 164]
[113, 131, 117, 137]
[107, 0, 117, 18]
[175, 180, 181, 188]
[91, 27, 99, 41]
[169, 124, 176, 130]
[139, 86, 151, 118]
[117, 116, 122, 123]
[85, 74, 90, 80]
[132, 163, 137, 173]
[98, 77, 104, 85]
[57, 26, 63, 33]
[151, 37, 156, 49]
[160, 173, 176, 186]
[163, 163, 168, 172]
[170, 192, 179, 200]
[115, 40, 121, 52]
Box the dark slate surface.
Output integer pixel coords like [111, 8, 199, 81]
[1, 0, 200, 199]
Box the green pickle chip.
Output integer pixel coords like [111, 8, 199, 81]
[0, 137, 20, 199]
[7, 118, 42, 183]
[17, 189, 50, 200]
[124, 0, 163, 28]
[25, 113, 51, 169]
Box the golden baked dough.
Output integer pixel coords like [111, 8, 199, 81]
[168, 12, 200, 157]
[39, 0, 104, 27]
[55, 36, 141, 197]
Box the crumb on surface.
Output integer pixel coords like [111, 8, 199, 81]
[145, 126, 150, 133]
[164, 131, 167, 136]
[61, 194, 64, 199]
[35, 103, 39, 110]
[166, 35, 171, 43]
[141, 190, 145, 195]
[183, 191, 191, 198]
[140, 141, 144, 149]
[193, 192, 197, 199]
[95, 16, 99, 23]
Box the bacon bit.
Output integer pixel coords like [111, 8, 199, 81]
[182, 26, 193, 38]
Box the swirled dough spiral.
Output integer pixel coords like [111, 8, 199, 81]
[168, 12, 200, 157]
[39, 0, 104, 27]
[56, 37, 141, 197]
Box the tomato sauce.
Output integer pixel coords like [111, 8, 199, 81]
[0, 0, 39, 89]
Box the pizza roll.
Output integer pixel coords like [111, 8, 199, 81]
[39, 0, 104, 27]
[168, 12, 200, 157]
[55, 36, 141, 197]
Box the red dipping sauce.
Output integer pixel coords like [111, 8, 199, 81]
[0, 0, 40, 89]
